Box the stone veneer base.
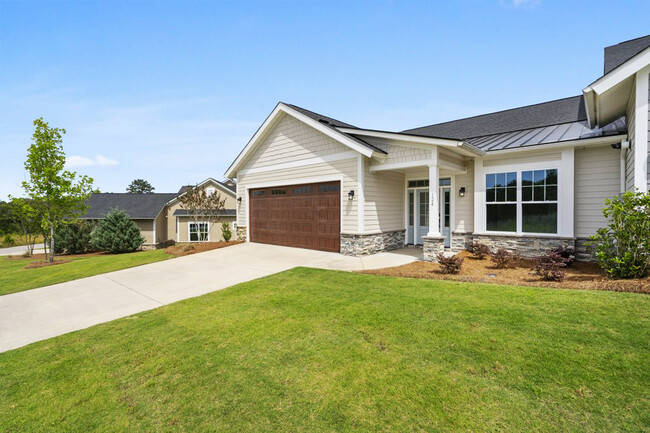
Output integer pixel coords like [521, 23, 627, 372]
[454, 233, 577, 259]
[423, 236, 445, 262]
[236, 226, 247, 242]
[340, 230, 405, 256]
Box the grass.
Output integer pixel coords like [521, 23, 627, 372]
[0, 250, 173, 296]
[0, 268, 648, 431]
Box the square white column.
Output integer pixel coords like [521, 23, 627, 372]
[428, 148, 441, 237]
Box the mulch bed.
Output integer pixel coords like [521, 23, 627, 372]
[362, 250, 650, 294]
[165, 241, 243, 257]
[24, 259, 73, 269]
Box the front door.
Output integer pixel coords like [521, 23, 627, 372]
[440, 187, 451, 248]
[407, 188, 429, 245]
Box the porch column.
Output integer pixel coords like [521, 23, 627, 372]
[428, 148, 441, 237]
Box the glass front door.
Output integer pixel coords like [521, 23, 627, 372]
[440, 187, 451, 248]
[407, 178, 452, 247]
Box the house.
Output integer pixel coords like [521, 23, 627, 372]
[225, 35, 650, 261]
[82, 178, 237, 247]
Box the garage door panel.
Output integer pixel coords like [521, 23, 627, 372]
[249, 181, 340, 252]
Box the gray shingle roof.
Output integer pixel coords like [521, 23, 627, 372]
[402, 96, 587, 140]
[177, 179, 236, 195]
[604, 35, 650, 75]
[82, 193, 178, 219]
[172, 209, 237, 217]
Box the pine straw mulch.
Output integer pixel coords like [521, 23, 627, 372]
[165, 241, 243, 257]
[362, 250, 650, 294]
[24, 259, 73, 269]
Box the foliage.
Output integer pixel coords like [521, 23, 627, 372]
[0, 201, 17, 235]
[470, 242, 491, 260]
[2, 234, 15, 247]
[91, 209, 145, 254]
[550, 246, 575, 267]
[436, 253, 464, 274]
[158, 239, 176, 249]
[54, 220, 96, 254]
[18, 118, 94, 262]
[490, 248, 515, 269]
[8, 198, 41, 255]
[126, 179, 155, 194]
[221, 221, 232, 242]
[534, 251, 569, 282]
[178, 184, 226, 242]
[0, 268, 648, 431]
[0, 250, 172, 296]
[588, 191, 650, 279]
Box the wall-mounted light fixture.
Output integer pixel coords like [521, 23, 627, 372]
[348, 190, 355, 200]
[237, 197, 242, 204]
[459, 186, 466, 197]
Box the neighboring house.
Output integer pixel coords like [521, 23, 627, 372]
[225, 35, 650, 261]
[82, 178, 237, 247]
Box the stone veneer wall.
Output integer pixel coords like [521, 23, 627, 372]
[236, 226, 247, 242]
[471, 234, 575, 259]
[451, 232, 473, 253]
[575, 237, 595, 261]
[423, 236, 445, 261]
[340, 230, 405, 256]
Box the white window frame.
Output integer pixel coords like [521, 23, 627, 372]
[206, 187, 216, 197]
[188, 221, 210, 242]
[483, 164, 561, 237]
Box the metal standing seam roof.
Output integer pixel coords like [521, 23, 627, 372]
[81, 193, 179, 219]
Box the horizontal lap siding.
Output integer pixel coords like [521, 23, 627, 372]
[626, 83, 636, 191]
[364, 159, 404, 233]
[133, 219, 154, 244]
[454, 159, 474, 232]
[575, 146, 621, 237]
[177, 217, 236, 242]
[484, 151, 561, 168]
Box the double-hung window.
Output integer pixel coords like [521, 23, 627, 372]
[485, 168, 559, 235]
[189, 222, 209, 242]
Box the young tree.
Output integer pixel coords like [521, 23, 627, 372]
[178, 185, 226, 242]
[126, 179, 155, 194]
[8, 198, 40, 255]
[21, 118, 94, 262]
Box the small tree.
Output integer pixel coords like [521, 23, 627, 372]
[179, 185, 226, 243]
[55, 220, 96, 254]
[91, 209, 145, 253]
[20, 118, 94, 262]
[588, 191, 650, 279]
[127, 179, 155, 194]
[9, 198, 40, 255]
[221, 221, 232, 242]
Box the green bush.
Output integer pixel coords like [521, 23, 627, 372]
[91, 209, 145, 254]
[588, 191, 650, 279]
[2, 234, 15, 247]
[222, 221, 232, 242]
[54, 220, 96, 254]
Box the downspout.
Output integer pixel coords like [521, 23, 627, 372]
[620, 140, 630, 193]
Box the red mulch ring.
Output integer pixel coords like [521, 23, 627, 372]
[361, 250, 650, 294]
[24, 259, 73, 269]
[165, 241, 243, 257]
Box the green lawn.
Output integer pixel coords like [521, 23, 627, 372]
[1, 268, 648, 431]
[0, 250, 173, 296]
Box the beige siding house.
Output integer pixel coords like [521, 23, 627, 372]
[83, 178, 237, 247]
[225, 36, 650, 261]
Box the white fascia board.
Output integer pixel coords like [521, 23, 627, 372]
[224, 103, 374, 179]
[165, 178, 235, 206]
[482, 134, 627, 158]
[585, 47, 650, 96]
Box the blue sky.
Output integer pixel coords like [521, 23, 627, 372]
[1, 0, 649, 199]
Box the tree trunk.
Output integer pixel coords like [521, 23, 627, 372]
[49, 226, 55, 263]
[43, 237, 48, 261]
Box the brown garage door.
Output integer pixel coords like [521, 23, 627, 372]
[249, 181, 340, 252]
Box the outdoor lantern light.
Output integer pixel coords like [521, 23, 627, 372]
[237, 197, 242, 204]
[348, 190, 355, 200]
[459, 186, 466, 197]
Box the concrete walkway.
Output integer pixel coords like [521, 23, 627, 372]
[0, 243, 421, 352]
[0, 245, 45, 256]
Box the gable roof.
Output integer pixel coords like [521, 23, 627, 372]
[402, 96, 587, 140]
[604, 35, 650, 75]
[82, 193, 178, 219]
[177, 179, 236, 195]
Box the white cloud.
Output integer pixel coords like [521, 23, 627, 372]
[67, 154, 118, 168]
[500, 0, 540, 8]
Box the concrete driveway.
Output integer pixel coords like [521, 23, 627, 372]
[0, 242, 421, 352]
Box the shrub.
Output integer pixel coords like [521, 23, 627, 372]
[222, 221, 232, 242]
[2, 234, 15, 247]
[91, 209, 145, 254]
[534, 251, 569, 282]
[550, 246, 575, 267]
[588, 191, 650, 279]
[490, 248, 514, 269]
[54, 220, 95, 254]
[158, 239, 176, 249]
[470, 242, 491, 260]
[436, 253, 464, 274]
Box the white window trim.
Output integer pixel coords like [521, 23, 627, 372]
[476, 158, 572, 237]
[188, 221, 210, 242]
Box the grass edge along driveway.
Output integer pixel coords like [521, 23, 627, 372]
[1, 268, 648, 431]
[0, 250, 173, 296]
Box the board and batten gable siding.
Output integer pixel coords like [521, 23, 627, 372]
[626, 79, 636, 191]
[574, 145, 621, 237]
[363, 158, 405, 233]
[236, 113, 359, 233]
[363, 138, 431, 167]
